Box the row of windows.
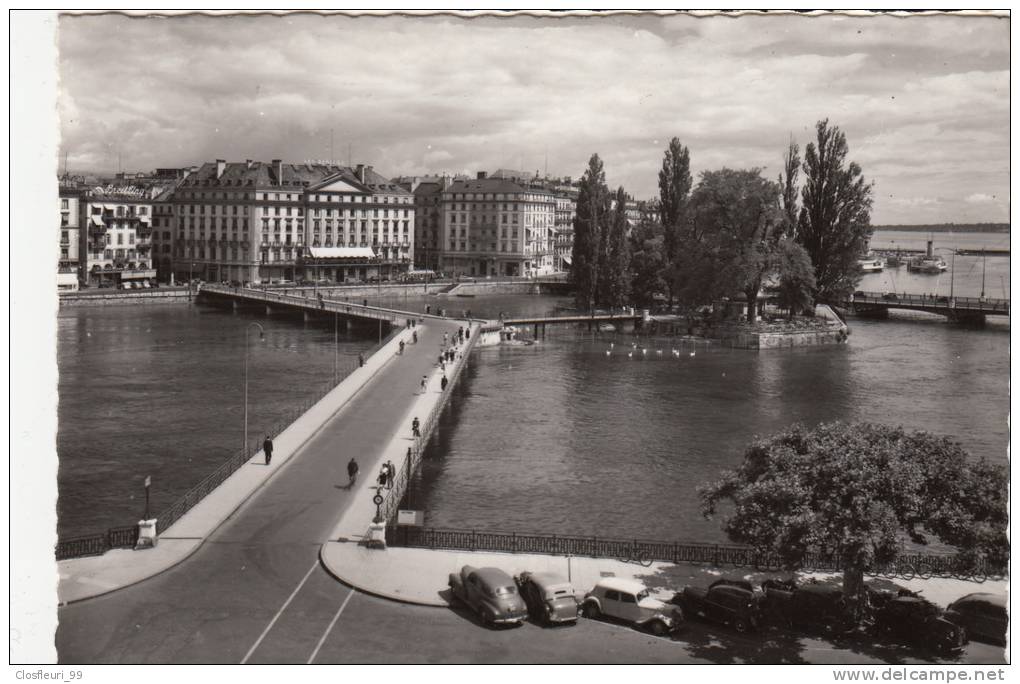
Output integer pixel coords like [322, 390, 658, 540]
[90, 205, 150, 216]
[446, 241, 523, 253]
[447, 193, 552, 202]
[312, 208, 410, 218]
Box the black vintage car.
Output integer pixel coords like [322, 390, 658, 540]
[872, 594, 967, 655]
[944, 593, 1007, 646]
[671, 579, 761, 632]
[761, 580, 857, 635]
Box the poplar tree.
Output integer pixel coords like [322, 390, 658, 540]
[658, 138, 692, 302]
[797, 120, 874, 302]
[597, 187, 632, 308]
[570, 154, 611, 310]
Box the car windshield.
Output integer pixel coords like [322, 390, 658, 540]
[636, 590, 650, 602]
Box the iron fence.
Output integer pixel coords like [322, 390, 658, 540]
[55, 525, 139, 561]
[56, 323, 402, 559]
[385, 526, 1006, 580]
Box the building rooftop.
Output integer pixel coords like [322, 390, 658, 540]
[446, 177, 554, 196]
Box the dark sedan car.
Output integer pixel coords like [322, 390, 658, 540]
[516, 571, 579, 625]
[448, 565, 529, 627]
[871, 594, 967, 655]
[671, 579, 761, 632]
[945, 592, 1007, 646]
[762, 581, 856, 635]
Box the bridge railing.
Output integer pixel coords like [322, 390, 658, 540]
[380, 323, 480, 523]
[850, 291, 1009, 313]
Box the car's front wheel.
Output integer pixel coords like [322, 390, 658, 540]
[648, 620, 669, 636]
[582, 602, 601, 619]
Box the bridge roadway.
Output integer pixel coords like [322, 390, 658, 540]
[844, 291, 1009, 322]
[55, 314, 468, 664]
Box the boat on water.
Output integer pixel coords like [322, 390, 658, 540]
[884, 251, 904, 267]
[858, 255, 885, 272]
[907, 239, 948, 274]
[907, 256, 948, 274]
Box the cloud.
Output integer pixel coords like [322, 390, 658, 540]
[965, 193, 997, 203]
[57, 12, 1009, 224]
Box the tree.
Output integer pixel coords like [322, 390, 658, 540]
[597, 187, 632, 308]
[658, 138, 692, 303]
[773, 238, 816, 319]
[778, 139, 800, 238]
[684, 168, 782, 322]
[570, 154, 611, 310]
[628, 207, 666, 307]
[797, 119, 874, 303]
[700, 422, 1009, 616]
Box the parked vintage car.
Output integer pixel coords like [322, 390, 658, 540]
[448, 565, 529, 627]
[515, 571, 579, 626]
[671, 579, 761, 632]
[944, 593, 1007, 646]
[581, 577, 682, 636]
[871, 593, 967, 655]
[761, 580, 856, 635]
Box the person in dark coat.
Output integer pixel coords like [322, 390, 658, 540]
[347, 457, 359, 486]
[412, 416, 421, 437]
[441, 374, 449, 391]
[263, 435, 274, 466]
[386, 460, 395, 489]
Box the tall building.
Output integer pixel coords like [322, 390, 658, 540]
[170, 160, 413, 284]
[150, 184, 179, 283]
[440, 172, 556, 278]
[79, 185, 158, 287]
[58, 182, 82, 290]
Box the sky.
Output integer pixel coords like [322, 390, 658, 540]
[57, 11, 1009, 225]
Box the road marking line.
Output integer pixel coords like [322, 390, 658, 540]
[240, 561, 319, 664]
[306, 587, 356, 664]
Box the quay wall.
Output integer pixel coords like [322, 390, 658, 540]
[59, 287, 193, 306]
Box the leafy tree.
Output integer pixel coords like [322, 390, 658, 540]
[700, 422, 1008, 616]
[628, 208, 666, 307]
[797, 119, 874, 302]
[658, 138, 692, 303]
[684, 168, 782, 322]
[597, 187, 632, 308]
[773, 238, 816, 319]
[570, 154, 611, 310]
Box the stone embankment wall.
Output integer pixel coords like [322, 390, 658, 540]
[59, 288, 194, 306]
[717, 305, 849, 350]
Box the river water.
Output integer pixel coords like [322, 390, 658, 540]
[56, 234, 1009, 545]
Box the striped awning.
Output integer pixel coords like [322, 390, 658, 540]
[308, 246, 376, 259]
[90, 215, 105, 226]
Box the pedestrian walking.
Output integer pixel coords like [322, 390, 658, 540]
[263, 434, 274, 466]
[412, 330, 418, 344]
[359, 353, 365, 368]
[426, 305, 431, 315]
[412, 416, 421, 438]
[443, 331, 449, 346]
[438, 353, 444, 366]
[420, 375, 427, 393]
[347, 457, 359, 486]
[398, 340, 405, 355]
[441, 374, 449, 391]
[378, 465, 388, 487]
[386, 460, 395, 489]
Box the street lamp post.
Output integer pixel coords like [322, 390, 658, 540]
[333, 312, 339, 385]
[244, 322, 265, 453]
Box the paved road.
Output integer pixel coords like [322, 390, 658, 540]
[57, 317, 465, 664]
[54, 315, 1007, 665]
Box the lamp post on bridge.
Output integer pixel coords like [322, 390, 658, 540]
[243, 322, 265, 454]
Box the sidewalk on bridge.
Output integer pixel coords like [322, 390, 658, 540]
[57, 318, 427, 605]
[319, 543, 1006, 612]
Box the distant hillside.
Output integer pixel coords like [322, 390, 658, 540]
[873, 223, 1010, 233]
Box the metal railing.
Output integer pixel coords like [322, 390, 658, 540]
[55, 525, 139, 561]
[849, 291, 1009, 314]
[384, 526, 1007, 580]
[379, 324, 480, 523]
[55, 323, 401, 559]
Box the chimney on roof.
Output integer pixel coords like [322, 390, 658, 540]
[272, 159, 283, 186]
[216, 159, 226, 178]
[477, 171, 487, 180]
[245, 159, 253, 170]
[356, 164, 365, 183]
